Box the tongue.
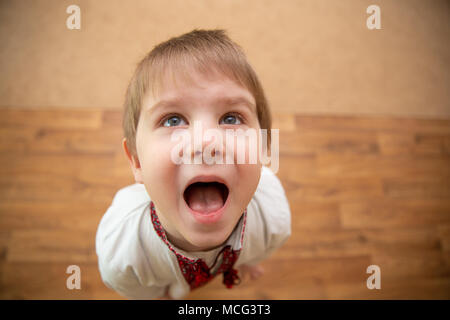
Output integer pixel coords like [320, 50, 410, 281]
[186, 183, 224, 214]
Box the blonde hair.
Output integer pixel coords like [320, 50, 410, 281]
[123, 29, 272, 157]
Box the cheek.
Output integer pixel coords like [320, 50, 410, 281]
[225, 128, 262, 165]
[241, 163, 261, 185]
[235, 163, 262, 203]
[139, 136, 179, 195]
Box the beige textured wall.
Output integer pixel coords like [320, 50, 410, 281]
[0, 0, 449, 117]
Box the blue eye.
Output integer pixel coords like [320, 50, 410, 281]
[163, 115, 187, 127]
[221, 114, 242, 125]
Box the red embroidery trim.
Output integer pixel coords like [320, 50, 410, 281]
[149, 201, 245, 290]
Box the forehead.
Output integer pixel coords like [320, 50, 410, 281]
[143, 66, 256, 113]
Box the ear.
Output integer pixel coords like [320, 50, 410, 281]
[122, 138, 144, 184]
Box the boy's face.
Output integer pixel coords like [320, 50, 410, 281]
[124, 70, 263, 252]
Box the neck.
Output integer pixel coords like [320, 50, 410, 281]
[152, 202, 223, 252]
[165, 232, 222, 252]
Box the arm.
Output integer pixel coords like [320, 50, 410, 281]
[98, 258, 168, 300]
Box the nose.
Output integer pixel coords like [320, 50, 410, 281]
[190, 119, 223, 163]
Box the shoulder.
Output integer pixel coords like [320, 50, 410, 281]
[95, 183, 166, 298]
[238, 166, 291, 265]
[251, 166, 291, 229]
[111, 183, 151, 211]
[96, 183, 150, 258]
[241, 166, 291, 262]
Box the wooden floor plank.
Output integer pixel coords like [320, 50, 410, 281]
[295, 114, 450, 134]
[340, 198, 450, 229]
[316, 153, 450, 179]
[280, 129, 380, 156]
[1, 108, 449, 299]
[0, 107, 103, 130]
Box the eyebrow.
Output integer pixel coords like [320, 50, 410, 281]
[147, 95, 256, 116]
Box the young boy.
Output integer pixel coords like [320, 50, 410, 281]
[95, 29, 291, 299]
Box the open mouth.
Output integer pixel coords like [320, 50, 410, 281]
[183, 181, 229, 214]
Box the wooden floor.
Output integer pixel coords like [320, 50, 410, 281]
[0, 107, 449, 299]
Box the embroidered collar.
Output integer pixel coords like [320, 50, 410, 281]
[149, 201, 247, 290]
